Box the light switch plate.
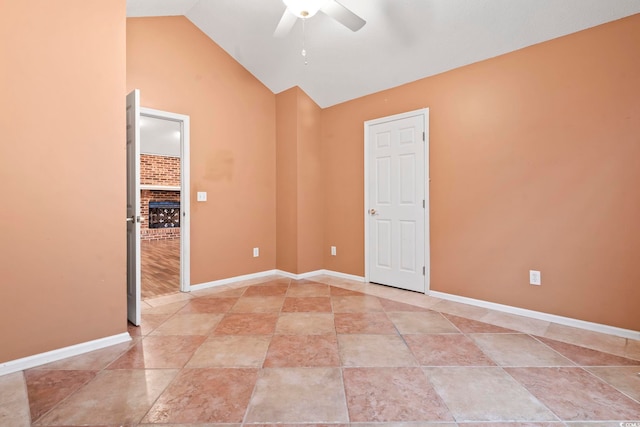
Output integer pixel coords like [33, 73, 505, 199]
[197, 191, 207, 202]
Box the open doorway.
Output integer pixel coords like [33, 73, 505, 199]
[139, 108, 190, 300]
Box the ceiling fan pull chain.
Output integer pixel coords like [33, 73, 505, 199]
[302, 18, 308, 65]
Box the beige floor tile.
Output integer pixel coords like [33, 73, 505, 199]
[327, 280, 369, 292]
[190, 284, 246, 298]
[425, 367, 556, 421]
[230, 296, 285, 312]
[186, 335, 271, 367]
[139, 424, 240, 427]
[506, 367, 640, 421]
[564, 423, 624, 427]
[144, 291, 193, 307]
[536, 336, 640, 366]
[544, 323, 628, 357]
[287, 283, 331, 297]
[35, 369, 177, 426]
[338, 334, 417, 367]
[108, 335, 206, 369]
[275, 313, 336, 335]
[352, 424, 457, 427]
[586, 366, 640, 402]
[137, 313, 173, 335]
[626, 339, 640, 360]
[0, 372, 30, 427]
[150, 313, 224, 336]
[470, 334, 574, 366]
[36, 340, 134, 370]
[479, 311, 550, 336]
[245, 368, 349, 423]
[388, 311, 459, 334]
[335, 312, 398, 334]
[331, 295, 384, 313]
[363, 285, 417, 299]
[141, 299, 191, 315]
[404, 334, 495, 366]
[443, 313, 517, 333]
[431, 300, 490, 320]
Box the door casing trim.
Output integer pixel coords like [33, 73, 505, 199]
[140, 107, 191, 293]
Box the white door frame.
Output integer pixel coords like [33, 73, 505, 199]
[140, 107, 191, 293]
[364, 108, 430, 293]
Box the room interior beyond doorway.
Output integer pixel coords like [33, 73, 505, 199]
[140, 116, 182, 299]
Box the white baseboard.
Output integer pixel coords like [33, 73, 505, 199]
[275, 269, 321, 280]
[192, 269, 365, 292]
[276, 269, 366, 282]
[0, 333, 131, 377]
[429, 290, 640, 341]
[190, 269, 279, 291]
[320, 270, 366, 282]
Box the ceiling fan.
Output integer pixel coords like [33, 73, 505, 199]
[274, 0, 366, 37]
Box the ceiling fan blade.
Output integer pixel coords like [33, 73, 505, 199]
[274, 8, 298, 37]
[320, 0, 366, 32]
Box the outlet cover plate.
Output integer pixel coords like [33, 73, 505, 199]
[253, 247, 259, 257]
[529, 270, 541, 286]
[331, 246, 336, 256]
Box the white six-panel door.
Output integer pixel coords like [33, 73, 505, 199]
[126, 90, 141, 325]
[366, 109, 429, 293]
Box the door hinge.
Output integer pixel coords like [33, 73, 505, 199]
[422, 199, 425, 208]
[422, 131, 425, 141]
[422, 266, 425, 276]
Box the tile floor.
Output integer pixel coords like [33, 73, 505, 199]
[2, 275, 640, 426]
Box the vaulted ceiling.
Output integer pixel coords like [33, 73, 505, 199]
[127, 0, 640, 108]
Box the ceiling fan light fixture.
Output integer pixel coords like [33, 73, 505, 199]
[283, 0, 327, 19]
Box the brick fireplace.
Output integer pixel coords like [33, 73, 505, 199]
[140, 154, 180, 241]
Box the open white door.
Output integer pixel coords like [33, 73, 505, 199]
[126, 90, 141, 325]
[365, 109, 429, 293]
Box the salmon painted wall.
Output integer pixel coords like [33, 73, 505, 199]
[296, 89, 324, 273]
[127, 17, 276, 283]
[276, 88, 298, 273]
[0, 0, 127, 362]
[275, 88, 324, 274]
[322, 14, 640, 331]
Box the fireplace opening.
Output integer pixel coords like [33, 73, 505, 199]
[149, 201, 181, 229]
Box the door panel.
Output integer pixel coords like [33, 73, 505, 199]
[367, 111, 427, 293]
[126, 90, 141, 325]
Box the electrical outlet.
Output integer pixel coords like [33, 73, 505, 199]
[331, 246, 336, 256]
[196, 191, 207, 202]
[529, 270, 541, 286]
[253, 247, 259, 257]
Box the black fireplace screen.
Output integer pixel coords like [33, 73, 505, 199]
[149, 201, 180, 228]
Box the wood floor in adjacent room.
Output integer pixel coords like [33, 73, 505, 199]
[2, 276, 640, 426]
[141, 238, 180, 300]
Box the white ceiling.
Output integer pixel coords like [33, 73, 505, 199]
[127, 0, 640, 108]
[140, 115, 181, 157]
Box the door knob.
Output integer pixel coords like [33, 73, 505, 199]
[369, 209, 377, 215]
